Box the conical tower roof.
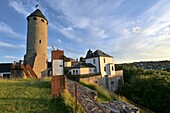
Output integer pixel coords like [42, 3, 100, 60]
[27, 9, 48, 21]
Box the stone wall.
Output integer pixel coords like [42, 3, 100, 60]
[24, 16, 48, 78]
[80, 70, 123, 92]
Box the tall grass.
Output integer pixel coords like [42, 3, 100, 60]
[79, 81, 118, 103]
[80, 81, 153, 113]
[63, 89, 85, 113]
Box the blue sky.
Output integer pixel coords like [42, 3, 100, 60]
[0, 0, 170, 63]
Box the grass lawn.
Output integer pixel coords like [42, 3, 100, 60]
[0, 78, 73, 113]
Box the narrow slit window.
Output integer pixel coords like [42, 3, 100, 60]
[39, 40, 41, 43]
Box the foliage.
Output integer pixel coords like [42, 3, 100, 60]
[116, 65, 170, 113]
[0, 79, 73, 113]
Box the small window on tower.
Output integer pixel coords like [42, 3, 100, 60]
[41, 19, 44, 22]
[33, 17, 37, 20]
[39, 40, 41, 43]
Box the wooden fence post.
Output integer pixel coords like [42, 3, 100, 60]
[75, 83, 78, 113]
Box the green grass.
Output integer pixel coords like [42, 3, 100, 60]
[79, 81, 118, 103]
[0, 78, 73, 113]
[79, 81, 152, 113]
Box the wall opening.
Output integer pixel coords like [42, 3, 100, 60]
[39, 40, 41, 44]
[33, 17, 37, 20]
[41, 19, 44, 22]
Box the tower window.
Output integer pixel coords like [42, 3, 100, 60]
[33, 17, 37, 20]
[39, 40, 41, 43]
[41, 19, 44, 22]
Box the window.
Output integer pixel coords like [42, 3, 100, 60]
[39, 40, 41, 43]
[94, 69, 96, 72]
[104, 58, 105, 63]
[90, 69, 91, 72]
[112, 66, 114, 71]
[41, 19, 44, 22]
[93, 59, 96, 64]
[33, 17, 37, 20]
[104, 67, 106, 71]
[76, 70, 78, 74]
[73, 70, 75, 75]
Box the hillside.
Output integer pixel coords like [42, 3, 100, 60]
[0, 78, 73, 113]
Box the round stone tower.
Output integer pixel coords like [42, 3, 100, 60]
[24, 9, 48, 78]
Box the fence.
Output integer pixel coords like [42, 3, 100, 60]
[65, 77, 108, 113]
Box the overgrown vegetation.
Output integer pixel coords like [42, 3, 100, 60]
[79, 81, 118, 103]
[116, 65, 170, 113]
[0, 78, 74, 113]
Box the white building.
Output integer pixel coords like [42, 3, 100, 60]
[70, 63, 96, 75]
[85, 49, 115, 77]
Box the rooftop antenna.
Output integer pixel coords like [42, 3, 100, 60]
[51, 46, 55, 50]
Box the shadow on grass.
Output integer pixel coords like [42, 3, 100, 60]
[0, 97, 73, 113]
[0, 80, 51, 89]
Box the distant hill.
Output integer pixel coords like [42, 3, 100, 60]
[116, 60, 170, 71]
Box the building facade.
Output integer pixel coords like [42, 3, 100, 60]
[85, 49, 115, 77]
[24, 9, 48, 78]
[70, 63, 96, 75]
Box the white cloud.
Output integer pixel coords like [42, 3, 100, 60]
[4, 56, 16, 59]
[58, 39, 62, 44]
[6, 0, 170, 63]
[9, 1, 30, 16]
[9, 0, 38, 17]
[0, 41, 17, 48]
[0, 41, 24, 49]
[0, 22, 24, 38]
[132, 26, 142, 33]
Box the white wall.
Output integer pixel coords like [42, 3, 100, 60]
[85, 57, 100, 73]
[99, 57, 115, 77]
[70, 67, 96, 75]
[0, 72, 11, 78]
[106, 63, 115, 76]
[70, 68, 80, 75]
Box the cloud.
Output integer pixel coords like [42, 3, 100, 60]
[4, 56, 16, 59]
[0, 22, 24, 38]
[132, 26, 142, 33]
[0, 41, 25, 49]
[9, 1, 30, 16]
[0, 41, 17, 48]
[9, 0, 38, 17]
[6, 0, 170, 63]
